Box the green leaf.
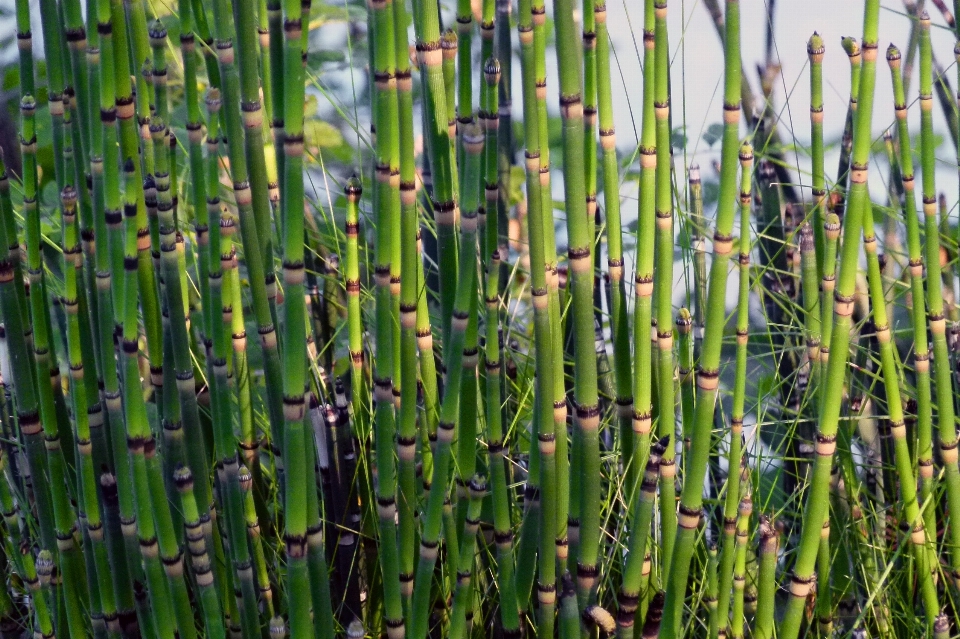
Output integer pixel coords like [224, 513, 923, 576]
[306, 49, 347, 66]
[671, 125, 687, 150]
[702, 179, 720, 207]
[305, 120, 346, 150]
[702, 122, 724, 148]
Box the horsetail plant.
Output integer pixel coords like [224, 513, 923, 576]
[660, 0, 743, 633]
[0, 0, 957, 638]
[780, 1, 881, 637]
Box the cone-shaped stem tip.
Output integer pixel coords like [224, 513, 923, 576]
[807, 32, 824, 57]
[841, 36, 860, 57]
[887, 43, 901, 64]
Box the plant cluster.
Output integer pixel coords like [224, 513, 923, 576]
[1, 0, 960, 637]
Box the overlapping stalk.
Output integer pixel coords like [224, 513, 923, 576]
[513, 0, 552, 615]
[408, 125, 481, 639]
[778, 2, 881, 637]
[652, 0, 677, 575]
[479, 54, 521, 637]
[595, 0, 632, 499]
[2, 1, 960, 639]
[660, 0, 742, 633]
[394, 0, 419, 609]
[888, 42, 938, 550]
[631, 0, 656, 507]
[552, 0, 601, 611]
[715, 142, 752, 639]
[918, 12, 960, 590]
[369, 0, 404, 632]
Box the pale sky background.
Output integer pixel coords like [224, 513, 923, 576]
[3, 0, 957, 237]
[597, 0, 960, 214]
[3, 0, 956, 206]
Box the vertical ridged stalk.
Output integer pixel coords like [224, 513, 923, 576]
[653, 0, 676, 577]
[861, 148, 941, 626]
[90, 0, 141, 617]
[729, 496, 751, 639]
[835, 36, 860, 221]
[369, 0, 404, 631]
[411, 0, 456, 509]
[631, 0, 656, 504]
[779, 2, 880, 637]
[716, 143, 752, 637]
[888, 45, 937, 547]
[582, 0, 598, 271]
[393, 0, 419, 606]
[660, 0, 742, 634]
[706, 545, 718, 639]
[552, 0, 601, 608]
[22, 97, 91, 639]
[212, 0, 284, 451]
[809, 33, 826, 272]
[60, 180, 118, 639]
[120, 158, 178, 639]
[918, 13, 960, 589]
[480, 56, 520, 636]
[409, 126, 481, 639]
[754, 518, 777, 639]
[231, 0, 277, 320]
[448, 476, 485, 639]
[279, 0, 330, 634]
[800, 224, 821, 387]
[149, 20, 212, 550]
[513, 0, 545, 610]
[595, 1, 632, 489]
[617, 438, 667, 637]
[205, 89, 260, 639]
[174, 466, 226, 639]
